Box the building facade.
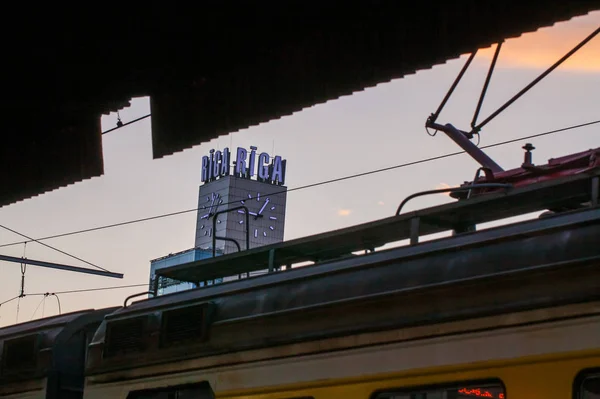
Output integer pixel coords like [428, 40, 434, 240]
[149, 145, 288, 295]
[195, 175, 287, 255]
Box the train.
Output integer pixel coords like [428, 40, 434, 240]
[1, 146, 599, 399]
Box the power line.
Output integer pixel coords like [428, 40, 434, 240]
[30, 296, 46, 320]
[0, 296, 20, 307]
[2, 112, 599, 304]
[472, 26, 599, 134]
[1, 118, 598, 250]
[0, 284, 149, 311]
[1, 116, 597, 318]
[29, 283, 149, 296]
[102, 113, 151, 135]
[0, 209, 203, 248]
[0, 224, 110, 273]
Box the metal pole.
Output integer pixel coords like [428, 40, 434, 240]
[471, 41, 502, 129]
[473, 27, 600, 133]
[245, 210, 250, 251]
[429, 51, 478, 123]
[212, 206, 250, 255]
[396, 183, 513, 215]
[268, 249, 275, 273]
[0, 254, 123, 279]
[427, 122, 504, 173]
[410, 217, 420, 245]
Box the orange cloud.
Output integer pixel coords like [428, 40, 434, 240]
[337, 209, 352, 216]
[477, 11, 600, 72]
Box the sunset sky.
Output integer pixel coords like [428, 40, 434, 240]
[0, 12, 598, 326]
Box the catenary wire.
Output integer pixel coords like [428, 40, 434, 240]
[2, 116, 598, 303]
[471, 41, 503, 130]
[0, 296, 20, 307]
[102, 113, 151, 135]
[0, 224, 110, 272]
[471, 26, 599, 134]
[30, 296, 46, 320]
[27, 283, 149, 296]
[0, 284, 149, 310]
[0, 118, 598, 250]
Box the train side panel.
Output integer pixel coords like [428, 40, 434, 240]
[82, 311, 600, 399]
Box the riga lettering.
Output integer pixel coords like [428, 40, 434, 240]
[201, 146, 286, 186]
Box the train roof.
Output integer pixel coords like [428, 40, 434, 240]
[0, 307, 118, 393]
[86, 171, 600, 375]
[0, 309, 95, 341]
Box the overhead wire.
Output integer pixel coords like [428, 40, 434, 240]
[0, 285, 145, 315]
[3, 113, 598, 302]
[4, 30, 599, 319]
[0, 224, 110, 272]
[0, 118, 598, 250]
[470, 26, 599, 134]
[477, 120, 599, 149]
[425, 26, 599, 139]
[430, 50, 478, 124]
[26, 283, 149, 297]
[471, 41, 503, 131]
[30, 296, 46, 320]
[102, 113, 151, 135]
[0, 296, 20, 307]
[16, 296, 21, 323]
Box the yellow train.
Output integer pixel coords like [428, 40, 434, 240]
[83, 302, 600, 399]
[1, 172, 599, 399]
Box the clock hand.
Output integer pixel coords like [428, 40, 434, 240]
[207, 194, 217, 216]
[212, 194, 222, 216]
[253, 199, 270, 220]
[257, 198, 270, 216]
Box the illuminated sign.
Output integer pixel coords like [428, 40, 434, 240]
[201, 146, 286, 186]
[458, 388, 504, 398]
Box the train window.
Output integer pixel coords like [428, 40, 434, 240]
[576, 370, 600, 399]
[126, 382, 214, 399]
[374, 381, 505, 399]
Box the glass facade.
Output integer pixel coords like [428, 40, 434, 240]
[149, 248, 223, 296]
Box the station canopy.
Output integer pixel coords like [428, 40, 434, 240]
[2, 2, 599, 208]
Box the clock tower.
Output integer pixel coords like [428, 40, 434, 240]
[194, 146, 288, 254]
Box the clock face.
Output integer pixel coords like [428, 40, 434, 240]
[199, 192, 224, 237]
[238, 191, 278, 238]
